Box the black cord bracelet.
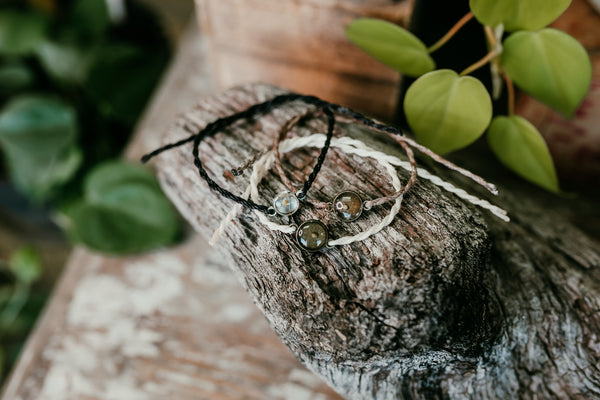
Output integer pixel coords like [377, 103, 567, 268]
[190, 105, 335, 216]
[141, 93, 409, 164]
[140, 93, 422, 217]
[141, 94, 343, 216]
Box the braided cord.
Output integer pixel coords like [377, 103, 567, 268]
[300, 106, 335, 197]
[141, 91, 499, 217]
[142, 93, 335, 215]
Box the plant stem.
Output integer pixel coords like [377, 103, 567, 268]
[502, 72, 515, 116]
[459, 50, 499, 76]
[484, 25, 498, 48]
[428, 12, 474, 53]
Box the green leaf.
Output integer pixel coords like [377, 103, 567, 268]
[469, 0, 571, 31]
[0, 11, 47, 55]
[0, 63, 34, 94]
[36, 41, 92, 84]
[488, 115, 559, 192]
[9, 246, 41, 285]
[84, 160, 158, 200]
[0, 96, 77, 158]
[404, 69, 493, 154]
[345, 18, 435, 77]
[502, 29, 591, 118]
[0, 96, 81, 200]
[67, 161, 179, 254]
[5, 146, 82, 201]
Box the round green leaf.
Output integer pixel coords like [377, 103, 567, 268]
[0, 96, 80, 201]
[0, 96, 77, 157]
[0, 11, 47, 55]
[9, 246, 41, 285]
[469, 0, 571, 31]
[84, 160, 158, 200]
[68, 161, 179, 254]
[36, 41, 91, 84]
[5, 146, 82, 201]
[488, 115, 559, 192]
[502, 29, 591, 118]
[0, 63, 34, 94]
[345, 18, 435, 77]
[404, 69, 493, 154]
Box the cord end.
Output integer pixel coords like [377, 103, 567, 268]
[489, 184, 499, 196]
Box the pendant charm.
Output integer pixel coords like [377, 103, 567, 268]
[273, 191, 300, 216]
[333, 190, 363, 222]
[296, 220, 328, 252]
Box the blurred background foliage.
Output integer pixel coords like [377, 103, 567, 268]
[0, 0, 182, 383]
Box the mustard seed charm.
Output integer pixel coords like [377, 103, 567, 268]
[333, 190, 363, 222]
[296, 220, 329, 252]
[272, 190, 300, 216]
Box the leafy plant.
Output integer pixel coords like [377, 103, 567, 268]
[66, 161, 180, 254]
[345, 0, 592, 192]
[0, 0, 178, 384]
[0, 0, 179, 252]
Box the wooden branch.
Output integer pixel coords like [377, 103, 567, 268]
[154, 83, 600, 399]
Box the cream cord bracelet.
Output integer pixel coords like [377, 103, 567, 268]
[209, 134, 509, 246]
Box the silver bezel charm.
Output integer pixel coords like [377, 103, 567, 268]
[272, 190, 300, 216]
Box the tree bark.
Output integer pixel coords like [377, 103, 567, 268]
[154, 83, 600, 400]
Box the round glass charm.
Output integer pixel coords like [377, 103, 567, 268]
[273, 191, 300, 216]
[333, 191, 363, 222]
[296, 220, 328, 252]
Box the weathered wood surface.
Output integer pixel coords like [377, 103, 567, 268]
[155, 83, 600, 399]
[0, 21, 342, 400]
[196, 0, 413, 120]
[1, 242, 342, 400]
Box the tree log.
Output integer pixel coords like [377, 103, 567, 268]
[153, 83, 600, 399]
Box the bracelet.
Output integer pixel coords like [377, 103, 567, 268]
[142, 94, 338, 217]
[142, 93, 498, 204]
[230, 109, 337, 213]
[269, 110, 418, 222]
[249, 133, 407, 251]
[141, 92, 508, 251]
[228, 111, 413, 251]
[213, 132, 509, 250]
